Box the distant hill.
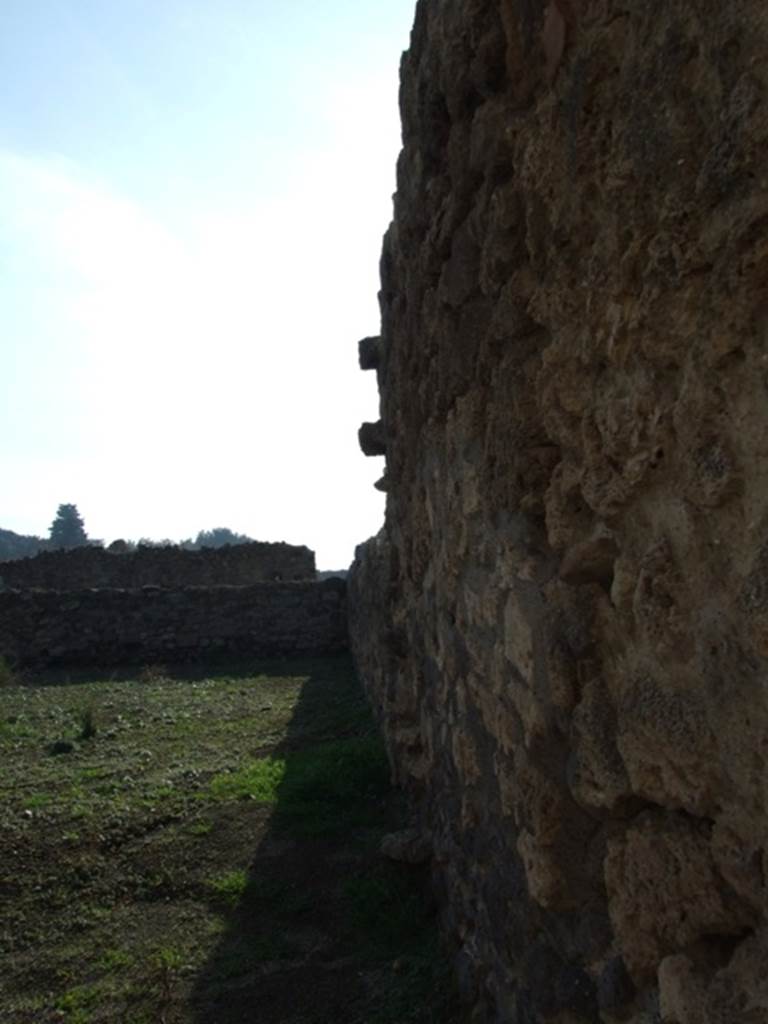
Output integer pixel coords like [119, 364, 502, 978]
[316, 569, 349, 581]
[0, 528, 49, 562]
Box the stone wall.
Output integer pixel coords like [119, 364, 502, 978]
[0, 542, 315, 590]
[350, 2, 768, 1022]
[0, 580, 347, 669]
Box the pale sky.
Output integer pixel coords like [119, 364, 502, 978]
[0, 0, 413, 568]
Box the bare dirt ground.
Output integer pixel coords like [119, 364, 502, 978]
[0, 655, 464, 1024]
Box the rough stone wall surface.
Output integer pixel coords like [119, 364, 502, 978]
[1, 580, 347, 669]
[350, 1, 768, 1021]
[0, 542, 315, 590]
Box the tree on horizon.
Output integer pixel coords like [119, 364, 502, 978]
[194, 527, 253, 549]
[49, 504, 89, 550]
[0, 527, 48, 561]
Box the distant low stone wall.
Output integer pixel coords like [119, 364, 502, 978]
[0, 580, 347, 669]
[0, 542, 315, 591]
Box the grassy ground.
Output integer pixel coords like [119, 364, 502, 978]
[0, 655, 463, 1024]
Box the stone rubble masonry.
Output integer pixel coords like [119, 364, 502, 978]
[350, 1, 768, 1022]
[0, 580, 347, 669]
[0, 541, 315, 590]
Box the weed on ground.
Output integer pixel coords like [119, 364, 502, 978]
[0, 654, 465, 1024]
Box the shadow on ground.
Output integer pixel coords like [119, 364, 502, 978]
[186, 654, 457, 1024]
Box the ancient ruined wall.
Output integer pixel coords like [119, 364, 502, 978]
[350, 1, 768, 1021]
[0, 542, 315, 590]
[0, 580, 347, 669]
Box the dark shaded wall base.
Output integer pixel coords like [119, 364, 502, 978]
[0, 580, 347, 669]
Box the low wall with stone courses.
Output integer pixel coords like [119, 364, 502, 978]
[0, 580, 347, 669]
[0, 542, 315, 590]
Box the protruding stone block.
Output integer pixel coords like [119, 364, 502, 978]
[358, 420, 387, 457]
[358, 335, 382, 371]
